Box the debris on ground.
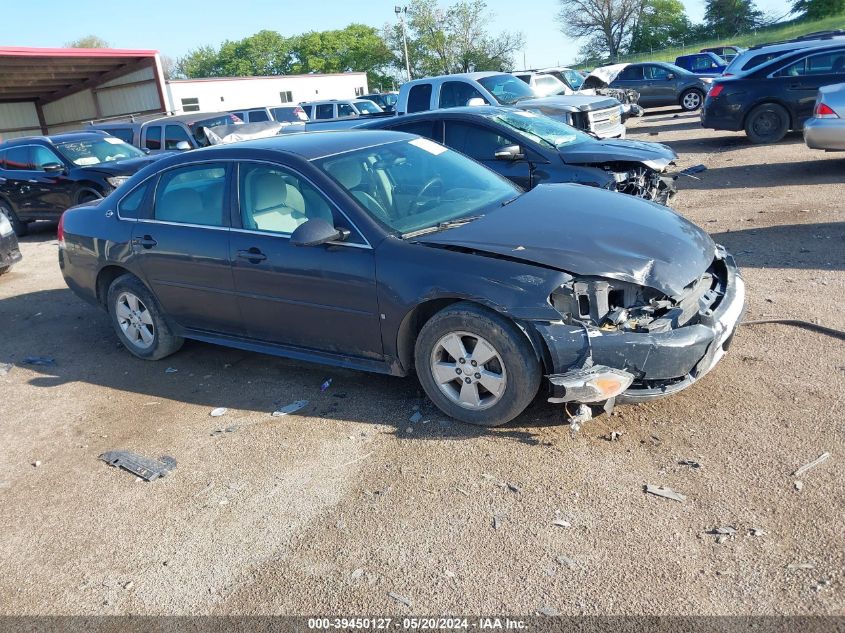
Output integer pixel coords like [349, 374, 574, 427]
[793, 452, 830, 477]
[794, 481, 804, 491]
[567, 404, 592, 432]
[23, 355, 55, 366]
[165, 367, 178, 374]
[388, 592, 412, 608]
[211, 426, 238, 436]
[123, 580, 134, 590]
[709, 526, 737, 543]
[604, 430, 623, 442]
[31, 460, 41, 468]
[210, 407, 228, 417]
[750, 528, 766, 537]
[679, 459, 702, 469]
[537, 606, 560, 616]
[320, 378, 333, 391]
[272, 400, 309, 416]
[492, 515, 501, 530]
[552, 519, 572, 528]
[506, 482, 521, 493]
[444, 570, 456, 578]
[350, 568, 364, 580]
[557, 555, 578, 570]
[0, 363, 12, 375]
[99, 450, 177, 482]
[409, 411, 423, 423]
[645, 484, 686, 502]
[332, 392, 347, 398]
[786, 562, 815, 570]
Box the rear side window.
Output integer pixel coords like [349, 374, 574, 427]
[117, 180, 151, 219]
[5, 146, 32, 170]
[391, 120, 439, 141]
[407, 84, 433, 113]
[774, 51, 845, 76]
[145, 126, 162, 151]
[249, 109, 270, 122]
[315, 104, 334, 119]
[155, 163, 228, 227]
[164, 125, 192, 150]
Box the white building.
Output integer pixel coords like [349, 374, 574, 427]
[165, 72, 370, 114]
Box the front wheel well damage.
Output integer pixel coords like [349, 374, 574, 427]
[396, 298, 550, 375]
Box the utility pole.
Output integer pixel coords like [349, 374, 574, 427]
[395, 6, 412, 81]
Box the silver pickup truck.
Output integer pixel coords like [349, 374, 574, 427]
[394, 72, 626, 139]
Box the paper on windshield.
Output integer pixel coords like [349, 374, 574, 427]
[103, 137, 123, 144]
[409, 138, 447, 155]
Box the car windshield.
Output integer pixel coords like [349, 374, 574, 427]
[54, 137, 144, 166]
[477, 74, 537, 104]
[355, 101, 383, 114]
[563, 69, 584, 89]
[380, 94, 398, 107]
[491, 110, 587, 149]
[314, 138, 519, 236]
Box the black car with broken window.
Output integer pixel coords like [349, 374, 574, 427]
[59, 131, 745, 427]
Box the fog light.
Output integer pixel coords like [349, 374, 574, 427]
[548, 366, 634, 404]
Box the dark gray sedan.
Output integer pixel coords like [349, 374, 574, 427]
[586, 62, 714, 111]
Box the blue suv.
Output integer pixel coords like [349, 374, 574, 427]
[675, 52, 727, 76]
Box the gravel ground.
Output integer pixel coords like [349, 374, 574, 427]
[0, 109, 843, 616]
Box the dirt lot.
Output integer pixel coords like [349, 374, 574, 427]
[0, 110, 843, 617]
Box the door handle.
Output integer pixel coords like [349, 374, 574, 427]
[237, 248, 267, 262]
[132, 235, 158, 249]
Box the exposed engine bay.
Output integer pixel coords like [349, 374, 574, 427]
[607, 164, 676, 205]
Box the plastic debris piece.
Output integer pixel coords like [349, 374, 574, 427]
[568, 404, 592, 431]
[492, 515, 501, 530]
[165, 367, 178, 374]
[679, 459, 701, 469]
[388, 592, 412, 608]
[409, 411, 423, 423]
[507, 482, 521, 493]
[210, 407, 227, 417]
[793, 452, 830, 477]
[513, 246, 525, 251]
[645, 484, 686, 502]
[537, 606, 560, 616]
[712, 526, 737, 536]
[351, 568, 364, 580]
[794, 481, 804, 491]
[32, 460, 41, 468]
[787, 562, 815, 570]
[320, 378, 333, 391]
[272, 400, 309, 417]
[604, 430, 622, 442]
[99, 451, 176, 482]
[444, 570, 456, 578]
[557, 555, 577, 570]
[23, 355, 55, 366]
[750, 528, 766, 537]
[552, 519, 572, 528]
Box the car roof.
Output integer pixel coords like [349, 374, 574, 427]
[0, 131, 111, 148]
[187, 129, 414, 160]
[90, 111, 233, 127]
[749, 42, 845, 74]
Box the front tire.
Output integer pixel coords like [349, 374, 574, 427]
[744, 103, 789, 144]
[0, 203, 27, 237]
[415, 302, 541, 427]
[107, 274, 183, 360]
[680, 88, 704, 112]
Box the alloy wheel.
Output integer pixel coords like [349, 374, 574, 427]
[683, 91, 701, 110]
[115, 291, 155, 350]
[430, 331, 507, 410]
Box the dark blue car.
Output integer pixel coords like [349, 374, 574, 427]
[58, 131, 745, 426]
[674, 52, 727, 76]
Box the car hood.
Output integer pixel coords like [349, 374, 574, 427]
[417, 184, 715, 298]
[517, 95, 621, 112]
[561, 138, 677, 170]
[79, 154, 170, 177]
[584, 64, 629, 87]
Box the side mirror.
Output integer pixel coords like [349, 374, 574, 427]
[494, 144, 524, 161]
[466, 97, 487, 107]
[175, 141, 192, 151]
[43, 162, 65, 173]
[142, 148, 151, 155]
[290, 218, 344, 247]
[666, 73, 675, 80]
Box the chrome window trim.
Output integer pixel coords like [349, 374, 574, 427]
[136, 218, 231, 231]
[229, 227, 371, 249]
[234, 159, 373, 249]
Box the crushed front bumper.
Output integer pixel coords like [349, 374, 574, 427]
[535, 251, 746, 404]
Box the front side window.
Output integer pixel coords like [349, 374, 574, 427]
[154, 163, 227, 227]
[337, 103, 356, 118]
[250, 110, 270, 122]
[645, 65, 671, 80]
[439, 81, 487, 109]
[407, 84, 433, 113]
[145, 126, 162, 150]
[354, 100, 381, 114]
[444, 122, 515, 160]
[56, 138, 143, 166]
[315, 138, 518, 235]
[31, 146, 63, 170]
[164, 125, 192, 150]
[476, 74, 535, 104]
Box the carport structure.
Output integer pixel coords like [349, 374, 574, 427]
[0, 46, 167, 139]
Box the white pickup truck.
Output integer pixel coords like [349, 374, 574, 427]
[394, 72, 626, 139]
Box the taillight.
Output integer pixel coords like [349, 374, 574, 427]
[815, 102, 839, 118]
[708, 84, 724, 98]
[57, 212, 65, 247]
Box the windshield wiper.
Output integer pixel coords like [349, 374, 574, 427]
[402, 215, 484, 239]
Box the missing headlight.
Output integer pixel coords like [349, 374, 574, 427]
[551, 278, 671, 331]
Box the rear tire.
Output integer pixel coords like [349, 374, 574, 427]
[744, 103, 789, 144]
[107, 274, 183, 360]
[414, 302, 541, 427]
[1, 203, 27, 237]
[679, 89, 704, 112]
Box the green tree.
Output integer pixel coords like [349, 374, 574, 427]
[385, 0, 524, 78]
[629, 0, 692, 54]
[792, 0, 845, 19]
[557, 0, 643, 60]
[65, 35, 110, 48]
[704, 0, 763, 38]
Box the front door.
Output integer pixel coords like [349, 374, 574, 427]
[229, 161, 383, 360]
[443, 121, 533, 189]
[28, 145, 75, 215]
[131, 161, 243, 335]
[643, 65, 679, 106]
[612, 65, 648, 103]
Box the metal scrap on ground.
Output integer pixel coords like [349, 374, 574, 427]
[645, 484, 687, 502]
[793, 452, 830, 477]
[409, 411, 423, 423]
[272, 400, 309, 416]
[99, 450, 177, 482]
[388, 592, 412, 608]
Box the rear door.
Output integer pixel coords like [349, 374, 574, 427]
[771, 48, 845, 124]
[228, 160, 383, 358]
[131, 161, 243, 335]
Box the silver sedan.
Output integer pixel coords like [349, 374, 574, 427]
[804, 82, 845, 151]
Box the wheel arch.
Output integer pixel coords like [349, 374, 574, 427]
[742, 98, 796, 131]
[95, 264, 135, 308]
[74, 182, 106, 205]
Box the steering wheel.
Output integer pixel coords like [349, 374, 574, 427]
[418, 176, 443, 199]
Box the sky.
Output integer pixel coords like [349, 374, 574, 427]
[1, 0, 793, 69]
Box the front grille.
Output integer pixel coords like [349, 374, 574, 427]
[588, 106, 622, 133]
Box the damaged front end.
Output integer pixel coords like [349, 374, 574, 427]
[605, 163, 677, 205]
[537, 246, 745, 405]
